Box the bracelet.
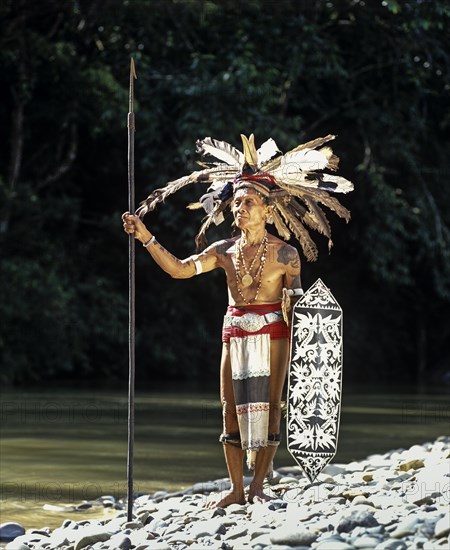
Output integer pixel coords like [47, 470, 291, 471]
[143, 236, 156, 247]
[192, 254, 203, 275]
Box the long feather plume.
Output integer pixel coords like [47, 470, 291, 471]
[196, 137, 243, 166]
[284, 134, 336, 155]
[302, 188, 351, 222]
[271, 206, 291, 241]
[302, 197, 332, 239]
[288, 198, 307, 219]
[276, 201, 318, 261]
[270, 171, 331, 191]
[196, 160, 220, 169]
[288, 198, 324, 234]
[194, 205, 220, 251]
[135, 165, 237, 218]
[282, 149, 329, 172]
[263, 134, 336, 173]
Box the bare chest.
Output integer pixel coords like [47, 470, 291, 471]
[221, 244, 286, 303]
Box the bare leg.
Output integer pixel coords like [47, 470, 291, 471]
[208, 343, 246, 508]
[211, 444, 246, 507]
[248, 338, 289, 503]
[248, 446, 278, 503]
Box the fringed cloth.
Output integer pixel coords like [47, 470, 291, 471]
[222, 303, 289, 468]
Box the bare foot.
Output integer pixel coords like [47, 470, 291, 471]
[206, 489, 246, 508]
[247, 481, 273, 504]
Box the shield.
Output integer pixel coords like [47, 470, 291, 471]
[287, 278, 343, 483]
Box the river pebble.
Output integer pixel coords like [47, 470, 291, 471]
[337, 510, 379, 533]
[4, 436, 449, 550]
[0, 522, 25, 542]
[434, 514, 450, 538]
[270, 526, 318, 546]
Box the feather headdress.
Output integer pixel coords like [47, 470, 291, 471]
[135, 134, 354, 261]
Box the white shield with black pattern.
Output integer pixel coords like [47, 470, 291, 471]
[287, 278, 343, 483]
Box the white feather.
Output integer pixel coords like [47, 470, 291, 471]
[206, 180, 229, 192]
[197, 137, 243, 166]
[199, 181, 230, 214]
[257, 138, 281, 165]
[321, 174, 354, 193]
[283, 149, 329, 172]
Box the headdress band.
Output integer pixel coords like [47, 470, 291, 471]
[233, 174, 279, 197]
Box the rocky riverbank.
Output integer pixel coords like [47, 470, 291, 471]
[1, 436, 449, 550]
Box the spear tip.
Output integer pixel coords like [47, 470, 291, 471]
[130, 57, 137, 79]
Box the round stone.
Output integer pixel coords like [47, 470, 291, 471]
[337, 510, 379, 533]
[434, 514, 450, 538]
[0, 523, 26, 542]
[270, 527, 318, 546]
[353, 535, 383, 548]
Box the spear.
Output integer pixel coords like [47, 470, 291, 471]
[127, 57, 137, 522]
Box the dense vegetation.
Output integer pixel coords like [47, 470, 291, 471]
[1, 0, 449, 389]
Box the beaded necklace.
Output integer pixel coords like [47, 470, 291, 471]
[237, 232, 267, 287]
[235, 231, 269, 304]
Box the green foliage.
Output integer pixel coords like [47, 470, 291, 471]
[0, 0, 449, 387]
[0, 180, 128, 386]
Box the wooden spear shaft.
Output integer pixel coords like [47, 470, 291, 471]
[127, 57, 137, 522]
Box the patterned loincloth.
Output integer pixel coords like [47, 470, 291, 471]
[222, 303, 288, 454]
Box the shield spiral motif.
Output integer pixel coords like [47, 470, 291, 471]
[287, 278, 343, 483]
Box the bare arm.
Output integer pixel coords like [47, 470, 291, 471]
[277, 244, 301, 290]
[278, 244, 302, 324]
[122, 212, 219, 279]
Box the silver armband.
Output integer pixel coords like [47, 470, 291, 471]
[286, 287, 303, 296]
[192, 254, 203, 275]
[143, 236, 156, 247]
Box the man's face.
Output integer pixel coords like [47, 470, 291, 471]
[232, 187, 269, 231]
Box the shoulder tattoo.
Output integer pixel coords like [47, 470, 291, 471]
[215, 240, 232, 258]
[277, 245, 300, 269]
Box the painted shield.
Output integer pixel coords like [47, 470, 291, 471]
[287, 278, 343, 483]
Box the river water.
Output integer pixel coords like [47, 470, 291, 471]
[1, 388, 448, 530]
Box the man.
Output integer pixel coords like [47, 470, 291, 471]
[122, 133, 352, 506]
[123, 180, 300, 506]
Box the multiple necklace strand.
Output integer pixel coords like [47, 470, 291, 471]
[235, 231, 268, 304]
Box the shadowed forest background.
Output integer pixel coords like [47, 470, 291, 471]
[1, 0, 449, 390]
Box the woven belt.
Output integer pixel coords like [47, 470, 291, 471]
[223, 311, 283, 333]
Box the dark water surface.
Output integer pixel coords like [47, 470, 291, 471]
[1, 388, 448, 530]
